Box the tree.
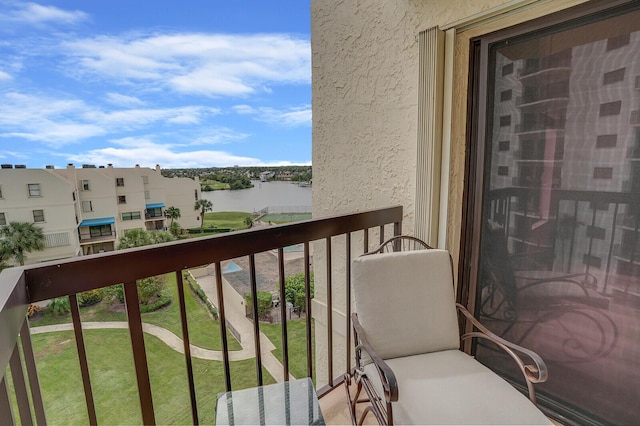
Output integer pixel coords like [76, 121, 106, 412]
[244, 216, 254, 228]
[194, 199, 213, 232]
[284, 272, 314, 315]
[114, 229, 176, 309]
[0, 222, 45, 266]
[165, 206, 181, 225]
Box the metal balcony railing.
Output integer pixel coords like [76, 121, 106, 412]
[0, 206, 403, 425]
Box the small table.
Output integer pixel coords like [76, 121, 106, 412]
[215, 378, 325, 425]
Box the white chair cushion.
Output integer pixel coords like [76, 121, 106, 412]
[352, 250, 460, 359]
[363, 350, 552, 425]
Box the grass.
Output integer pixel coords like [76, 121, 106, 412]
[260, 318, 315, 382]
[204, 211, 254, 231]
[28, 273, 242, 351]
[201, 180, 229, 190]
[26, 329, 274, 425]
[261, 213, 312, 223]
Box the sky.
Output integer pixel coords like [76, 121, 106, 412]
[0, 1, 311, 169]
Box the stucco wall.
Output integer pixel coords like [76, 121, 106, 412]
[310, 0, 513, 387]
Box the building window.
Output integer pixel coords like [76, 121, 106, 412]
[599, 101, 621, 117]
[81, 180, 90, 191]
[499, 115, 511, 127]
[603, 68, 625, 85]
[500, 89, 512, 102]
[142, 175, 149, 184]
[118, 195, 126, 204]
[501, 63, 513, 76]
[28, 183, 41, 197]
[596, 134, 617, 148]
[0, 212, 6, 226]
[122, 211, 141, 221]
[116, 178, 124, 187]
[606, 33, 630, 51]
[0, 185, 3, 198]
[593, 167, 613, 179]
[33, 209, 45, 222]
[497, 166, 509, 176]
[498, 141, 510, 151]
[82, 201, 93, 212]
[144, 191, 150, 200]
[195, 189, 198, 201]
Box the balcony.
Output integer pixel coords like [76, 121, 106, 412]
[0, 206, 402, 425]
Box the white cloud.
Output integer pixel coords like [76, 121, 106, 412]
[0, 70, 12, 80]
[0, 91, 221, 145]
[65, 138, 263, 168]
[232, 104, 255, 114]
[62, 33, 310, 97]
[105, 92, 144, 107]
[258, 106, 312, 126]
[6, 2, 88, 25]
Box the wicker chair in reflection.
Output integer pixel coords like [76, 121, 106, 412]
[479, 224, 618, 362]
[344, 236, 551, 425]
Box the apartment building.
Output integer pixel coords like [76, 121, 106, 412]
[0, 164, 201, 261]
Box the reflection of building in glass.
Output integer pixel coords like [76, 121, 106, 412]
[490, 32, 640, 298]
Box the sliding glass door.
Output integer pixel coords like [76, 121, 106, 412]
[464, 2, 640, 424]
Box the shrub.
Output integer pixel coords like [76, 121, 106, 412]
[285, 272, 314, 313]
[184, 273, 218, 320]
[78, 289, 104, 306]
[245, 291, 273, 320]
[49, 297, 70, 316]
[27, 304, 40, 318]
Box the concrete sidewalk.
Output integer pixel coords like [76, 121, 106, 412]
[192, 267, 295, 382]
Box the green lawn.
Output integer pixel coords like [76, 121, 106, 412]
[28, 329, 274, 425]
[201, 180, 229, 191]
[260, 318, 315, 382]
[261, 213, 312, 223]
[28, 273, 241, 351]
[204, 211, 254, 231]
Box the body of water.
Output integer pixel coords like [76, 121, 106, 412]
[201, 181, 312, 213]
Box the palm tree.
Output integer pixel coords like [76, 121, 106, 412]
[165, 206, 181, 225]
[194, 199, 213, 232]
[0, 222, 45, 266]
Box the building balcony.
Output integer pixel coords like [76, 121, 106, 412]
[0, 206, 402, 425]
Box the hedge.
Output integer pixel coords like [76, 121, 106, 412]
[184, 273, 218, 320]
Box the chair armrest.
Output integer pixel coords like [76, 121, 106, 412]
[352, 313, 399, 402]
[457, 303, 548, 402]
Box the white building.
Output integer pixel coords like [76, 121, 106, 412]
[0, 164, 201, 262]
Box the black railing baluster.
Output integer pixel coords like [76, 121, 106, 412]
[69, 294, 97, 425]
[304, 241, 313, 379]
[277, 248, 290, 381]
[249, 255, 263, 386]
[379, 225, 385, 245]
[175, 271, 198, 425]
[19, 321, 46, 426]
[604, 203, 619, 293]
[345, 233, 352, 374]
[9, 344, 32, 426]
[214, 262, 232, 392]
[123, 280, 155, 425]
[364, 229, 369, 253]
[0, 375, 14, 425]
[325, 237, 333, 387]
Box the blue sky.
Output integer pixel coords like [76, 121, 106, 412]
[0, 1, 311, 169]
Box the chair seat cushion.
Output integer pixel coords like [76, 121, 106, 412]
[363, 349, 552, 425]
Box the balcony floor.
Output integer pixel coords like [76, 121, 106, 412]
[319, 382, 378, 425]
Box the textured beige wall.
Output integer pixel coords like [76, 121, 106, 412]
[310, 0, 513, 388]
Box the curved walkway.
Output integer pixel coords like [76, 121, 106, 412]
[30, 321, 255, 361]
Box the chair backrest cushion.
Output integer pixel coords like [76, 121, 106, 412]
[352, 249, 460, 360]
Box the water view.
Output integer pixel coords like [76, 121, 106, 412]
[201, 180, 312, 213]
